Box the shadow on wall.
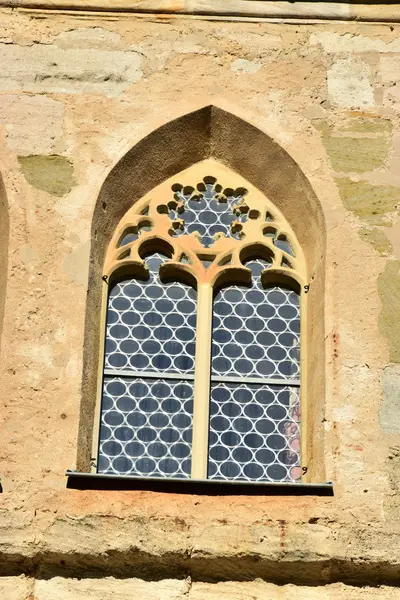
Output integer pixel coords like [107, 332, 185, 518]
[78, 106, 327, 481]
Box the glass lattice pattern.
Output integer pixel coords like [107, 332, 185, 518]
[98, 253, 196, 478]
[208, 383, 300, 482]
[170, 179, 247, 248]
[105, 254, 197, 375]
[98, 377, 193, 477]
[212, 260, 300, 379]
[209, 259, 301, 483]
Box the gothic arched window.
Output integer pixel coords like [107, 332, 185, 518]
[93, 160, 306, 484]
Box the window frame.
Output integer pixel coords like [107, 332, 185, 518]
[91, 159, 308, 483]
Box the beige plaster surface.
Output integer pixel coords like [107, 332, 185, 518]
[0, 6, 399, 596]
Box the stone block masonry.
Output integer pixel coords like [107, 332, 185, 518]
[0, 6, 399, 599]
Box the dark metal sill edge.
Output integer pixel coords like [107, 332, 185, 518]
[66, 470, 334, 496]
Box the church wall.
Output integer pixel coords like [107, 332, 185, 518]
[0, 7, 400, 596]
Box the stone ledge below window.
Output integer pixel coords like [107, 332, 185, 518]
[66, 470, 334, 495]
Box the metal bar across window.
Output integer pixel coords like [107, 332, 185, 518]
[210, 374, 300, 386]
[104, 368, 300, 387]
[104, 368, 195, 381]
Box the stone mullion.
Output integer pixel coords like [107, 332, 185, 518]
[191, 282, 213, 479]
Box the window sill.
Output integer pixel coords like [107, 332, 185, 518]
[66, 470, 333, 495]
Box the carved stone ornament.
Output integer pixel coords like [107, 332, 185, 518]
[104, 159, 306, 289]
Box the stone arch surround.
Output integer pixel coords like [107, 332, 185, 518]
[78, 106, 326, 481]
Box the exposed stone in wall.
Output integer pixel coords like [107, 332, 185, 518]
[18, 155, 76, 197]
[327, 57, 374, 109]
[0, 9, 399, 597]
[335, 179, 398, 227]
[310, 31, 400, 54]
[190, 581, 400, 599]
[55, 27, 122, 50]
[2, 577, 400, 600]
[384, 445, 400, 523]
[35, 577, 190, 600]
[0, 43, 142, 96]
[380, 56, 400, 109]
[359, 227, 392, 255]
[231, 58, 262, 73]
[313, 116, 398, 255]
[0, 576, 33, 599]
[316, 118, 392, 174]
[378, 261, 400, 362]
[380, 365, 400, 433]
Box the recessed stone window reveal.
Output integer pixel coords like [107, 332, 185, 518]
[94, 161, 306, 484]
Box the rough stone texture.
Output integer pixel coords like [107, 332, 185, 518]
[359, 227, 392, 255]
[18, 155, 76, 196]
[0, 95, 65, 156]
[327, 57, 374, 108]
[380, 365, 400, 434]
[190, 581, 400, 599]
[316, 118, 392, 173]
[378, 261, 400, 363]
[231, 58, 262, 73]
[32, 578, 400, 599]
[0, 576, 32, 599]
[0, 43, 142, 96]
[335, 179, 399, 226]
[35, 577, 190, 599]
[0, 8, 400, 598]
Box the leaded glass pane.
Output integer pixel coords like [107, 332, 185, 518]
[105, 254, 196, 375]
[212, 260, 300, 379]
[208, 383, 300, 482]
[209, 258, 301, 483]
[99, 376, 193, 478]
[98, 253, 196, 478]
[171, 181, 247, 248]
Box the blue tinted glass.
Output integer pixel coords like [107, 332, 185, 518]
[105, 253, 196, 375]
[212, 259, 300, 380]
[99, 377, 193, 479]
[169, 181, 248, 248]
[208, 382, 300, 483]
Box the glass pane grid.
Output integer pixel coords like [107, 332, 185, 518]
[209, 258, 301, 484]
[208, 383, 301, 483]
[105, 254, 196, 375]
[212, 260, 300, 380]
[98, 376, 193, 478]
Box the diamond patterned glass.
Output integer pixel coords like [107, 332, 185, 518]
[208, 259, 301, 483]
[98, 253, 196, 478]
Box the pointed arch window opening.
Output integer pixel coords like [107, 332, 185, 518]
[95, 161, 307, 484]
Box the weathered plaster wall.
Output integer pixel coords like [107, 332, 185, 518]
[0, 6, 400, 597]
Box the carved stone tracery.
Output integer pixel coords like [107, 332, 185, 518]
[104, 160, 306, 288]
